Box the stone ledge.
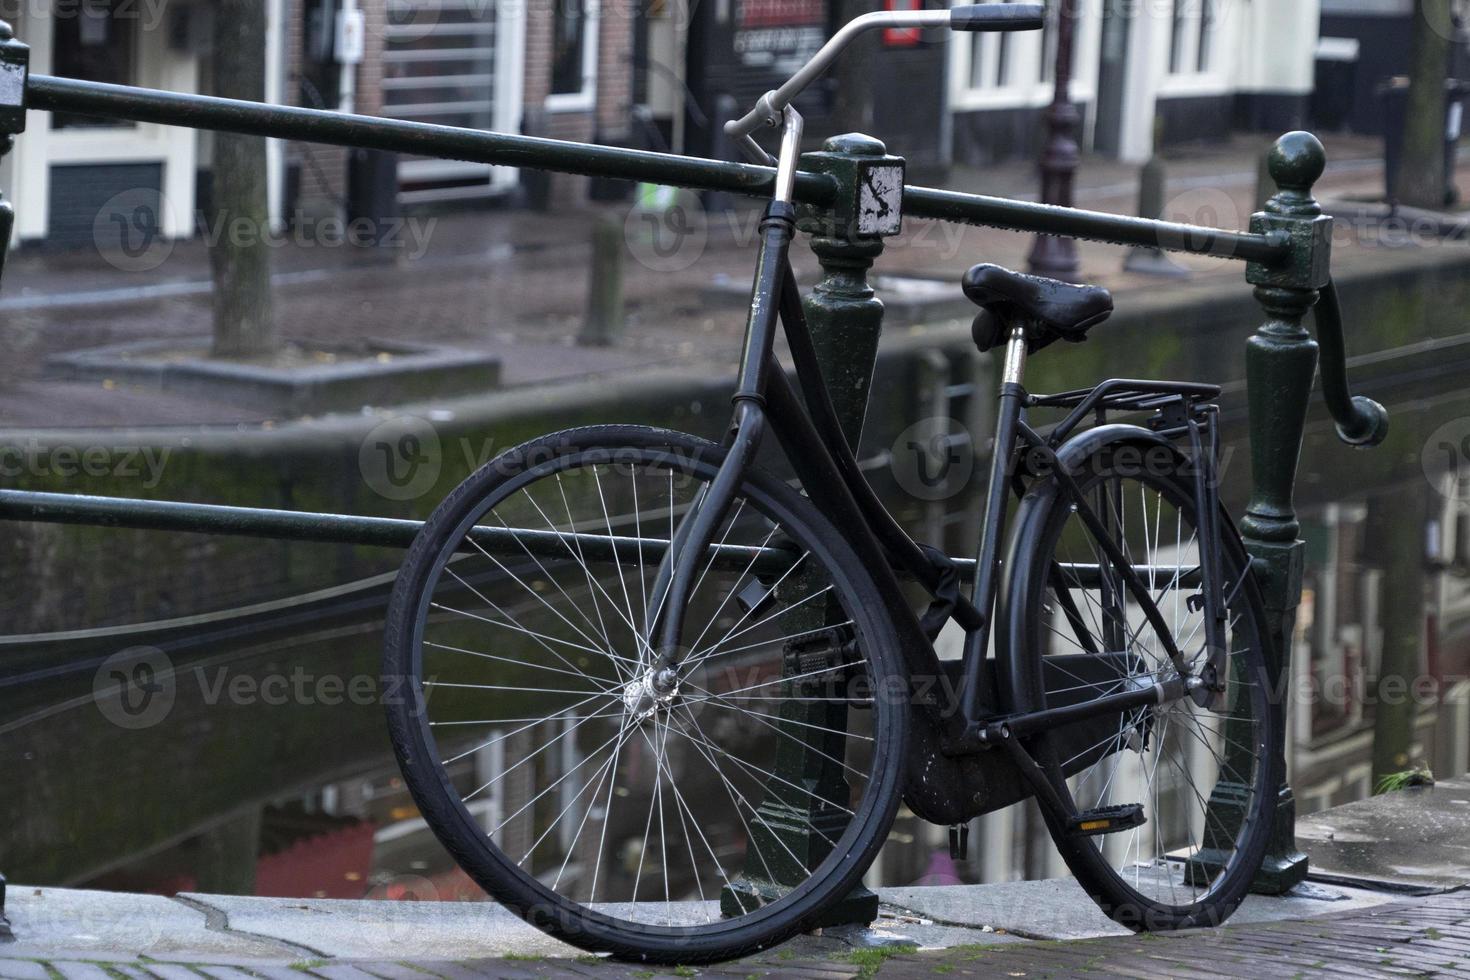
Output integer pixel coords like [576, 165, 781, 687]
[43, 339, 501, 417]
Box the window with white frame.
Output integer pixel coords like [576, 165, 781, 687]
[548, 0, 599, 111]
[966, 0, 1024, 91]
[1167, 0, 1220, 77]
[950, 0, 1092, 110]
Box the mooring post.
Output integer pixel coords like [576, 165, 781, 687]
[1192, 133, 1332, 894]
[1123, 156, 1189, 278]
[579, 213, 625, 346]
[720, 133, 904, 926]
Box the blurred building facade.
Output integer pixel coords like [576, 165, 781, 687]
[14, 0, 1470, 246]
[0, 0, 634, 243]
[1315, 0, 1470, 136]
[948, 0, 1321, 165]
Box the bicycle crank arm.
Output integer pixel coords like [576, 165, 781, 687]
[990, 717, 1152, 840]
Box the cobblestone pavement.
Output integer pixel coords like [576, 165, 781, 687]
[5, 888, 1470, 979]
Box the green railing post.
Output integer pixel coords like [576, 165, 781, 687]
[720, 133, 903, 927]
[1194, 133, 1330, 895]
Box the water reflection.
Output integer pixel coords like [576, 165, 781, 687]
[4, 384, 1470, 904]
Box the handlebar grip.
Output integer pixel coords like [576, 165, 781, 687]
[950, 3, 1045, 31]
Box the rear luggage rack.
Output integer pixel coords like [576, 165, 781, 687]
[1031, 378, 1221, 444]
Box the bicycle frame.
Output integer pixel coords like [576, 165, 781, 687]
[642, 106, 1231, 824]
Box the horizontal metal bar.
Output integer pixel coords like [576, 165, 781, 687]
[24, 74, 1291, 265]
[0, 489, 796, 576]
[25, 75, 837, 206]
[903, 186, 1289, 264]
[0, 489, 1206, 614]
[1054, 562, 1203, 590]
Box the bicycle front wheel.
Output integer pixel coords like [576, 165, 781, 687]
[383, 425, 907, 963]
[1001, 441, 1278, 932]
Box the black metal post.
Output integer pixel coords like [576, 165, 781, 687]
[0, 19, 24, 293]
[1026, 0, 1081, 276]
[0, 20, 24, 916]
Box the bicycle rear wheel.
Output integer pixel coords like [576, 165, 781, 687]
[1002, 442, 1277, 931]
[383, 425, 907, 963]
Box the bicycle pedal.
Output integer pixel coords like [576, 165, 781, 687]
[1067, 804, 1146, 837]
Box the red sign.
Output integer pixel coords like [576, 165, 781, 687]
[883, 0, 923, 47]
[737, 0, 825, 29]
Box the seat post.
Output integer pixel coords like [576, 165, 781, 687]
[1001, 323, 1029, 387]
[959, 319, 1031, 725]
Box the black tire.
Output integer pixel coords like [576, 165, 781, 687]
[383, 425, 908, 963]
[1000, 441, 1279, 932]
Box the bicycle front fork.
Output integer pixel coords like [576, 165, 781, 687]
[646, 107, 806, 684]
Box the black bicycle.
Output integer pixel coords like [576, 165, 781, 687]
[382, 3, 1277, 964]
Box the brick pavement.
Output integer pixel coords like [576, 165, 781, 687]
[5, 888, 1470, 979]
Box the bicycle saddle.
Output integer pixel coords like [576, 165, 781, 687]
[962, 264, 1113, 354]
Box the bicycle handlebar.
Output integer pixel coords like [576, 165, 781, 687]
[725, 3, 1045, 142]
[950, 4, 1047, 31]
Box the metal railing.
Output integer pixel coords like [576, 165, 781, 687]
[0, 75, 1372, 559]
[0, 18, 1388, 898]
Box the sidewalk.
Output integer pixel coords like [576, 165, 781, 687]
[0, 878, 1413, 979]
[0, 133, 1401, 430]
[4, 780, 1469, 977]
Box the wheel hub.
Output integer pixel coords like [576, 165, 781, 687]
[622, 669, 679, 723]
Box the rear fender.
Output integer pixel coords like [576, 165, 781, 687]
[998, 424, 1183, 705]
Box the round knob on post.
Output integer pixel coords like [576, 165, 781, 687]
[822, 132, 887, 158]
[1265, 132, 1327, 217]
[0, 21, 13, 42]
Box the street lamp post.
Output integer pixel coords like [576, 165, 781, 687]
[1027, 0, 1081, 277]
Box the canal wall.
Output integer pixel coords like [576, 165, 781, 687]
[5, 241, 1470, 636]
[6, 241, 1470, 884]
